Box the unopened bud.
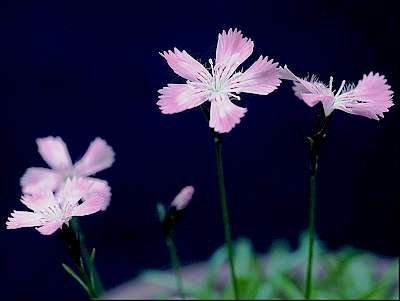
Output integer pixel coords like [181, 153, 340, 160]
[171, 186, 194, 211]
[161, 186, 195, 237]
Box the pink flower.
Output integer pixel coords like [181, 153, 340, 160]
[171, 186, 194, 211]
[279, 65, 394, 120]
[21, 136, 115, 194]
[157, 28, 281, 133]
[6, 177, 111, 235]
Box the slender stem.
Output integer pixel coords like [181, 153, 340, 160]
[214, 136, 239, 299]
[166, 236, 186, 299]
[304, 110, 331, 300]
[70, 218, 104, 298]
[305, 161, 317, 299]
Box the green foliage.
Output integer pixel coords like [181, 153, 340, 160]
[62, 263, 90, 295]
[141, 234, 399, 299]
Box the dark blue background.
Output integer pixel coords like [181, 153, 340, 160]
[0, 0, 398, 299]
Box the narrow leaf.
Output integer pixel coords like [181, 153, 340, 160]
[62, 263, 90, 294]
[91, 248, 96, 262]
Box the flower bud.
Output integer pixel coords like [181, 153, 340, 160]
[171, 186, 194, 211]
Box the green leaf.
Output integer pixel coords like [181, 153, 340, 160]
[265, 240, 292, 276]
[357, 258, 399, 300]
[195, 246, 227, 299]
[234, 238, 254, 278]
[255, 282, 274, 300]
[268, 273, 303, 299]
[205, 245, 227, 286]
[321, 247, 359, 289]
[62, 263, 90, 294]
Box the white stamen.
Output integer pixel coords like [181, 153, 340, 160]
[208, 59, 215, 76]
[189, 58, 244, 103]
[228, 93, 241, 100]
[335, 80, 346, 97]
[329, 76, 333, 91]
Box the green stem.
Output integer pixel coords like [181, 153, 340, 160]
[304, 110, 331, 299]
[166, 236, 186, 299]
[70, 218, 104, 299]
[305, 165, 317, 299]
[214, 136, 239, 300]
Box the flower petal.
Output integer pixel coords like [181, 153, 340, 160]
[58, 177, 90, 211]
[36, 220, 64, 235]
[71, 178, 111, 216]
[279, 65, 334, 107]
[209, 95, 247, 133]
[37, 136, 73, 170]
[20, 189, 57, 212]
[74, 138, 115, 176]
[216, 28, 254, 69]
[160, 48, 210, 82]
[157, 84, 208, 114]
[339, 72, 394, 120]
[234, 56, 281, 95]
[6, 211, 42, 229]
[20, 167, 64, 194]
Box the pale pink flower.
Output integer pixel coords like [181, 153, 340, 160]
[279, 65, 394, 120]
[157, 28, 281, 133]
[171, 186, 194, 211]
[21, 136, 115, 194]
[6, 177, 111, 235]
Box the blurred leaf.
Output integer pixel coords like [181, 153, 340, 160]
[255, 282, 275, 300]
[137, 235, 399, 300]
[141, 270, 198, 294]
[265, 240, 292, 275]
[156, 203, 166, 222]
[322, 246, 359, 287]
[268, 273, 303, 299]
[234, 238, 254, 278]
[204, 245, 227, 287]
[357, 258, 399, 300]
[345, 255, 374, 298]
[233, 239, 266, 299]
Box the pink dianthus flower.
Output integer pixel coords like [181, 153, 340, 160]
[158, 28, 281, 133]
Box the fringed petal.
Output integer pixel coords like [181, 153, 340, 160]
[279, 65, 334, 107]
[36, 136, 72, 170]
[20, 167, 63, 194]
[71, 178, 111, 216]
[234, 56, 281, 95]
[36, 220, 64, 235]
[160, 48, 210, 82]
[216, 28, 254, 70]
[157, 84, 208, 114]
[6, 211, 42, 229]
[74, 138, 115, 176]
[209, 95, 247, 133]
[339, 72, 394, 120]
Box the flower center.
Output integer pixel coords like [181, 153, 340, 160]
[63, 168, 76, 181]
[205, 59, 242, 101]
[187, 59, 243, 102]
[208, 59, 228, 94]
[38, 204, 64, 223]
